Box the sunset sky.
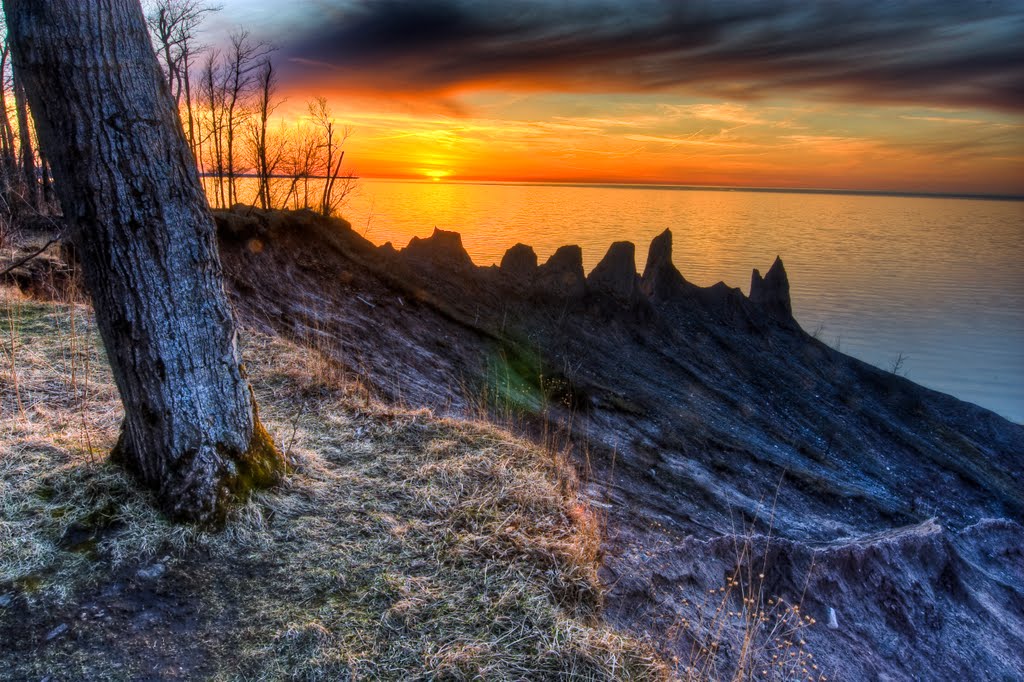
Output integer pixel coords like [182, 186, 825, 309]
[209, 0, 1023, 195]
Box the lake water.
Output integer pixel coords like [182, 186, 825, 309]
[332, 179, 1023, 424]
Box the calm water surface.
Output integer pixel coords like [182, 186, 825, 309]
[335, 180, 1024, 423]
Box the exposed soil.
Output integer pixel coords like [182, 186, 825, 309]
[212, 207, 1024, 680]
[4, 206, 1022, 679]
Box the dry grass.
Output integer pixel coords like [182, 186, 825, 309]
[0, 287, 669, 680]
[672, 563, 825, 681]
[667, 508, 826, 682]
[0, 287, 273, 607]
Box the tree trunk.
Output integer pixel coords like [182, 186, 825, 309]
[182, 47, 197, 159]
[39, 153, 54, 209]
[4, 0, 285, 524]
[12, 69, 36, 207]
[0, 42, 19, 189]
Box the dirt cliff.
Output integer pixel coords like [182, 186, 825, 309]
[211, 207, 1023, 680]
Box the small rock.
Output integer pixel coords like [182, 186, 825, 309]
[827, 606, 839, 629]
[45, 623, 69, 642]
[136, 563, 166, 580]
[0, 594, 12, 607]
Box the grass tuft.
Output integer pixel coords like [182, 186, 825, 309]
[0, 287, 669, 680]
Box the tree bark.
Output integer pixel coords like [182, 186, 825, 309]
[0, 41, 19, 189]
[4, 0, 284, 524]
[39, 152, 54, 208]
[12, 68, 35, 206]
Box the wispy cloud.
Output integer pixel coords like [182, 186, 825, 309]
[900, 115, 988, 125]
[623, 132, 759, 149]
[275, 0, 1024, 112]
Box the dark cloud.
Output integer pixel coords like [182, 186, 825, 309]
[279, 0, 1024, 112]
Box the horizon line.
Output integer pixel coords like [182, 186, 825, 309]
[200, 172, 1024, 202]
[357, 176, 1024, 203]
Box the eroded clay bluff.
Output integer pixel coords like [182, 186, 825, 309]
[10, 206, 1019, 679]
[213, 208, 1022, 680]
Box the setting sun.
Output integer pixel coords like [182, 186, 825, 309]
[421, 168, 452, 182]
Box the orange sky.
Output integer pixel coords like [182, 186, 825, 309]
[271, 88, 1022, 195]
[217, 1, 1024, 196]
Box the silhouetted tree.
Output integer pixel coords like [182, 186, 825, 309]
[4, 0, 285, 523]
[145, 0, 220, 161]
[0, 33, 17, 192]
[199, 48, 227, 207]
[279, 118, 318, 210]
[309, 96, 353, 217]
[248, 58, 281, 210]
[12, 65, 35, 207]
[222, 29, 269, 206]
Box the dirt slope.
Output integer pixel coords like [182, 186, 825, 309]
[212, 207, 1024, 680]
[0, 297, 666, 680]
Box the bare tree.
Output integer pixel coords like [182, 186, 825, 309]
[222, 29, 270, 206]
[0, 38, 17, 193]
[279, 119, 318, 210]
[199, 48, 227, 207]
[248, 58, 282, 210]
[11, 66, 35, 207]
[145, 0, 220, 159]
[4, 0, 285, 523]
[142, 6, 356, 216]
[0, 33, 18, 192]
[308, 97, 353, 217]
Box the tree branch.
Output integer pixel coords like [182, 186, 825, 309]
[0, 234, 62, 277]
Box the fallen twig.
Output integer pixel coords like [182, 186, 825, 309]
[0, 235, 63, 278]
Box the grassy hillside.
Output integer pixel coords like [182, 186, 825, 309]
[0, 289, 668, 680]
